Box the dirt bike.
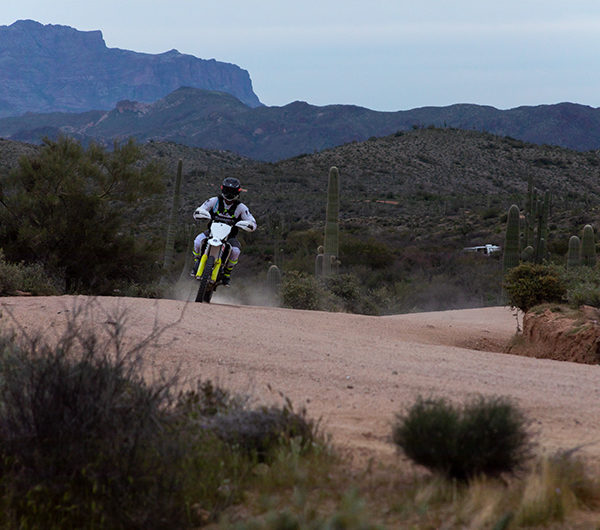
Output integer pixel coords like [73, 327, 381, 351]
[192, 210, 254, 303]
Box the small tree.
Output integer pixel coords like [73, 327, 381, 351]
[503, 263, 565, 312]
[0, 136, 165, 292]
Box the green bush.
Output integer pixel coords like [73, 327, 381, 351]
[559, 265, 600, 308]
[281, 270, 321, 310]
[392, 395, 532, 481]
[339, 236, 393, 269]
[322, 273, 371, 314]
[0, 251, 22, 294]
[503, 263, 565, 312]
[281, 271, 380, 315]
[115, 279, 166, 299]
[567, 283, 600, 308]
[0, 249, 58, 295]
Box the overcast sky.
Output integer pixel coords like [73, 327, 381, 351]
[3, 1, 600, 111]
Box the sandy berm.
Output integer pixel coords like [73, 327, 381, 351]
[2, 294, 600, 469]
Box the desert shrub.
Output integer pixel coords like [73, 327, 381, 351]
[0, 249, 58, 295]
[392, 395, 532, 481]
[481, 206, 502, 220]
[324, 273, 361, 303]
[559, 265, 600, 308]
[180, 384, 318, 460]
[19, 261, 60, 295]
[503, 263, 565, 312]
[0, 251, 22, 294]
[566, 282, 600, 308]
[321, 273, 379, 314]
[115, 279, 166, 299]
[339, 236, 393, 269]
[177, 379, 248, 418]
[0, 304, 322, 528]
[368, 280, 414, 314]
[281, 270, 321, 310]
[204, 400, 318, 460]
[0, 310, 189, 528]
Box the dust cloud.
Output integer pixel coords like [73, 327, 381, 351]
[170, 276, 279, 308]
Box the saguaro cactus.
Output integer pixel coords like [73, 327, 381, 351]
[525, 175, 535, 248]
[567, 235, 581, 269]
[266, 264, 282, 299]
[534, 190, 550, 263]
[503, 204, 520, 274]
[321, 166, 340, 276]
[315, 245, 324, 277]
[524, 176, 551, 264]
[163, 159, 183, 270]
[581, 224, 597, 267]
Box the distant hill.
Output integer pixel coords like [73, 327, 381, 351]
[223, 127, 600, 232]
[0, 20, 261, 118]
[2, 87, 600, 161]
[4, 126, 597, 234]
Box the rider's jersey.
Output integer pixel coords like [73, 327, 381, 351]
[196, 196, 257, 237]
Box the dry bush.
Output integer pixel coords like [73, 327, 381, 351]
[393, 395, 533, 481]
[0, 302, 322, 528]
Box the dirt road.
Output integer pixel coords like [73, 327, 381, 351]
[3, 294, 599, 467]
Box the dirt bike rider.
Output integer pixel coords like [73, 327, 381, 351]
[191, 177, 257, 285]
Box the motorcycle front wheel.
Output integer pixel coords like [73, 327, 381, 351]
[195, 256, 215, 303]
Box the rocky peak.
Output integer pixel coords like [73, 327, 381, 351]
[0, 20, 262, 118]
[0, 20, 105, 54]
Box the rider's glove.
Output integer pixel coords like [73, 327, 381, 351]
[193, 207, 206, 220]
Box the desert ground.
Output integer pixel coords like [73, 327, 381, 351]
[2, 289, 600, 470]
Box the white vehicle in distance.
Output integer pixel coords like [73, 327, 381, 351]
[463, 244, 501, 256]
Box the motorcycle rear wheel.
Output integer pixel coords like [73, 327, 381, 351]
[195, 256, 215, 303]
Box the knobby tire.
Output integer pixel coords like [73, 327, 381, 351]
[195, 256, 215, 303]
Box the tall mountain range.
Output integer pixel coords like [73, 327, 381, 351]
[1, 19, 600, 161]
[0, 19, 261, 117]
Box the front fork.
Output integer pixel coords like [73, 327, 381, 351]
[196, 244, 230, 280]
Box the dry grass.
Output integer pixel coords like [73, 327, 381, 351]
[213, 449, 600, 529]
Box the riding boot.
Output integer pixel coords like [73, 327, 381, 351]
[221, 267, 233, 286]
[221, 258, 237, 286]
[190, 252, 200, 277]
